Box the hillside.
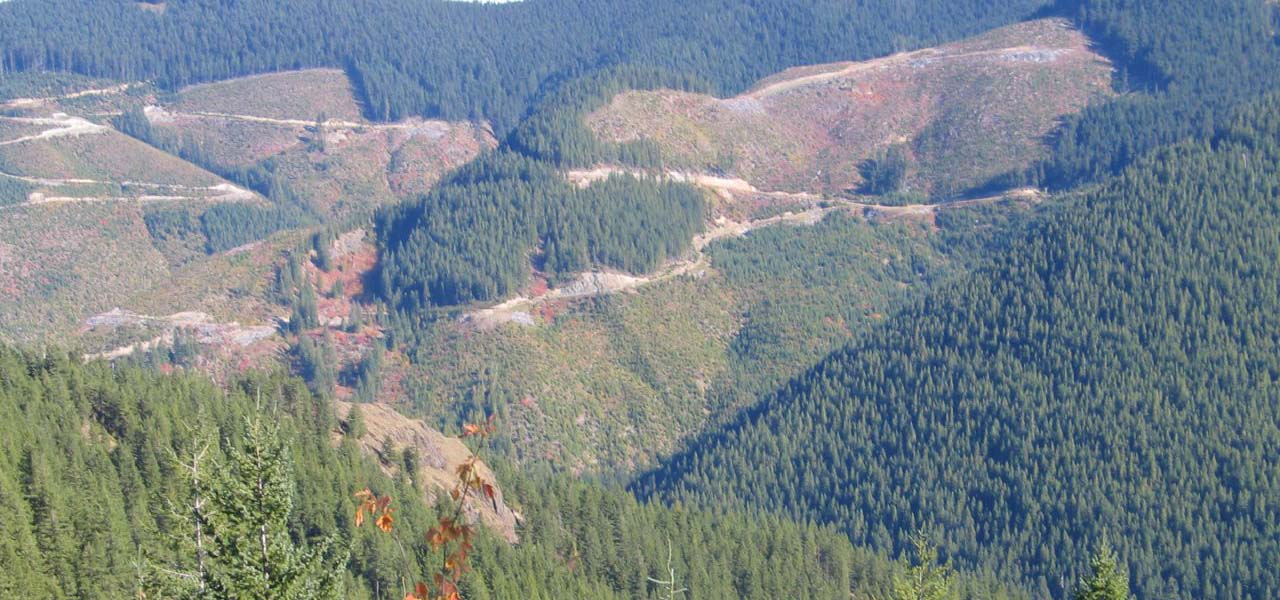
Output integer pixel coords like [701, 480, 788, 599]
[0, 0, 1051, 130]
[0, 69, 493, 346]
[635, 96, 1280, 599]
[2, 0, 1279, 598]
[0, 348, 1029, 599]
[144, 69, 497, 218]
[587, 18, 1113, 197]
[335, 400, 521, 542]
[0, 111, 254, 207]
[391, 197, 1035, 472]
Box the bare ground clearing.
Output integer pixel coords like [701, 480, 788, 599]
[0, 114, 109, 145]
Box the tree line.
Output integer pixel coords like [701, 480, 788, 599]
[0, 0, 1048, 133]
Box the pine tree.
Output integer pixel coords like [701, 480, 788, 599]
[1072, 539, 1131, 600]
[892, 533, 951, 600]
[347, 302, 364, 333]
[345, 405, 366, 439]
[312, 113, 328, 153]
[203, 415, 344, 599]
[289, 278, 320, 334]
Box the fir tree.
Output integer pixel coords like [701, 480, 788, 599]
[345, 405, 366, 439]
[1072, 539, 1131, 600]
[892, 533, 951, 600]
[347, 302, 364, 333]
[204, 416, 344, 599]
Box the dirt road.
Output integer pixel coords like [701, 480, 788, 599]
[0, 114, 109, 145]
[469, 168, 1038, 326]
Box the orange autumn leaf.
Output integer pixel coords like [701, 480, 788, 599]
[427, 527, 448, 549]
[376, 509, 394, 532]
[354, 507, 365, 527]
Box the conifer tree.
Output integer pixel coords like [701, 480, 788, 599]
[203, 416, 344, 599]
[347, 302, 364, 333]
[892, 533, 951, 600]
[345, 405, 366, 439]
[1072, 539, 1131, 600]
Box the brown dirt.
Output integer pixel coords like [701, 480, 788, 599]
[335, 401, 521, 543]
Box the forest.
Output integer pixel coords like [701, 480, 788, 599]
[375, 153, 704, 318]
[634, 93, 1280, 599]
[0, 347, 1037, 599]
[3, 0, 1280, 598]
[0, 0, 1048, 132]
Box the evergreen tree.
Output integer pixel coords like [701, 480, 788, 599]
[288, 279, 321, 334]
[1072, 539, 1130, 600]
[893, 533, 951, 600]
[345, 405, 367, 439]
[204, 416, 344, 599]
[347, 302, 364, 333]
[312, 113, 328, 153]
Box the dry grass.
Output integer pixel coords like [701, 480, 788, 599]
[588, 18, 1114, 197]
[0, 203, 172, 344]
[174, 69, 365, 122]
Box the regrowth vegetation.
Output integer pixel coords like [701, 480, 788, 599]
[0, 0, 1050, 132]
[636, 95, 1280, 599]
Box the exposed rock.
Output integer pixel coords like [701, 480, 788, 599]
[336, 401, 521, 543]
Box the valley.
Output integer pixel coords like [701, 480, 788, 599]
[2, 0, 1279, 597]
[0, 17, 1076, 478]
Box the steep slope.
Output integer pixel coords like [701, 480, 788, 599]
[0, 194, 293, 347]
[587, 18, 1113, 197]
[0, 111, 255, 207]
[142, 69, 497, 218]
[384, 180, 1037, 472]
[636, 98, 1280, 599]
[335, 400, 520, 542]
[0, 203, 173, 341]
[0, 69, 493, 346]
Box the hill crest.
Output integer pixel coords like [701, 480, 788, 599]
[587, 18, 1113, 198]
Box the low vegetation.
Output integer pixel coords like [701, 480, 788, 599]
[587, 19, 1113, 198]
